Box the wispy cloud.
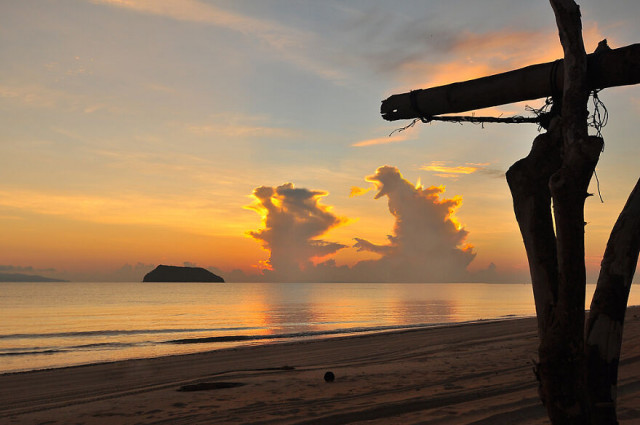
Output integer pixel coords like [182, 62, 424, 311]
[421, 161, 504, 179]
[90, 0, 298, 44]
[393, 23, 607, 90]
[0, 83, 129, 115]
[88, 0, 345, 82]
[185, 114, 298, 139]
[421, 161, 485, 175]
[352, 134, 407, 147]
[0, 188, 235, 236]
[0, 265, 56, 273]
[0, 84, 70, 109]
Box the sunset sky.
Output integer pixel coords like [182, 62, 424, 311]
[2, 0, 640, 282]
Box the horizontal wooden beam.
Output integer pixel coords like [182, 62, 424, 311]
[381, 43, 640, 121]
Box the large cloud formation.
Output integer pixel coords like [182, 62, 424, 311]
[350, 166, 475, 282]
[247, 166, 478, 283]
[247, 183, 347, 281]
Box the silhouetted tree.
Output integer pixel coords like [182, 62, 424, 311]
[506, 1, 639, 423]
[380, 1, 640, 423]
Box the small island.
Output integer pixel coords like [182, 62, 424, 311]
[142, 265, 224, 283]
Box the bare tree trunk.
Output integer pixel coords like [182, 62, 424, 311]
[586, 178, 640, 424]
[506, 1, 605, 423]
[507, 123, 601, 424]
[381, 1, 638, 421]
[506, 122, 562, 335]
[544, 128, 602, 423]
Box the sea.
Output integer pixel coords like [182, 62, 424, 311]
[1, 282, 639, 375]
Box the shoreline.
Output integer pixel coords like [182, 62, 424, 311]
[0, 315, 535, 376]
[1, 307, 639, 424]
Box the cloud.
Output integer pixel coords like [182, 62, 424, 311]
[349, 166, 475, 282]
[421, 161, 485, 175]
[185, 114, 298, 140]
[352, 134, 407, 147]
[0, 84, 75, 110]
[104, 262, 155, 281]
[0, 265, 56, 273]
[247, 183, 347, 281]
[0, 83, 129, 116]
[380, 23, 606, 92]
[248, 166, 478, 282]
[349, 186, 372, 198]
[88, 0, 345, 82]
[421, 161, 505, 180]
[47, 262, 156, 282]
[89, 0, 298, 44]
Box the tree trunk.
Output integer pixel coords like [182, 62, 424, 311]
[380, 1, 638, 421]
[506, 121, 562, 335]
[506, 1, 605, 423]
[586, 178, 640, 424]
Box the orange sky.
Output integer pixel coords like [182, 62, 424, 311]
[2, 1, 640, 282]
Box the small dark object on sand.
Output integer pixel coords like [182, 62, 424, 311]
[177, 382, 245, 392]
[324, 371, 335, 383]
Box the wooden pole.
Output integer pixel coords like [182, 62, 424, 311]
[381, 43, 640, 121]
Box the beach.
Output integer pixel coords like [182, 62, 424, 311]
[1, 307, 639, 425]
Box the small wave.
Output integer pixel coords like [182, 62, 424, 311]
[0, 341, 147, 358]
[71, 341, 138, 350]
[167, 322, 445, 345]
[0, 349, 64, 357]
[0, 326, 267, 340]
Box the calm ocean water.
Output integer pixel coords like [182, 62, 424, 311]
[1, 282, 639, 374]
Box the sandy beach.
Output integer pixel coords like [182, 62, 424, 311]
[1, 307, 639, 425]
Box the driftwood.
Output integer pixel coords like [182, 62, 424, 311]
[381, 43, 640, 121]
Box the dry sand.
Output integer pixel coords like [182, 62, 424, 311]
[1, 307, 639, 425]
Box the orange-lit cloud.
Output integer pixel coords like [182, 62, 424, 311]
[245, 166, 480, 282]
[247, 183, 347, 280]
[349, 186, 372, 197]
[421, 161, 505, 180]
[421, 161, 486, 175]
[398, 24, 607, 91]
[352, 134, 406, 147]
[351, 166, 475, 282]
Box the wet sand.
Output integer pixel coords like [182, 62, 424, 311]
[2, 307, 639, 424]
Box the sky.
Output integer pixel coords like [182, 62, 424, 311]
[1, 0, 640, 283]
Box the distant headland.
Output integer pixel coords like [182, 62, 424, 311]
[142, 265, 225, 283]
[0, 273, 68, 283]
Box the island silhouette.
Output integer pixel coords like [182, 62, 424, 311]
[142, 265, 224, 283]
